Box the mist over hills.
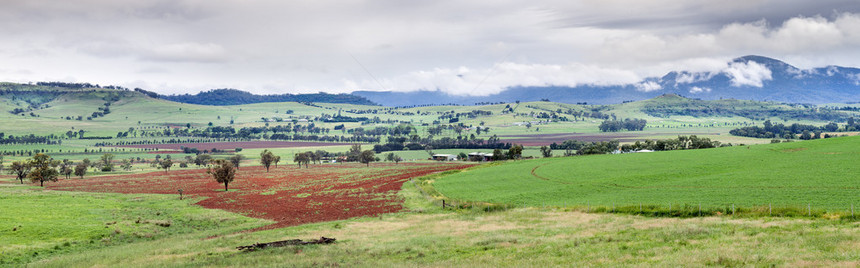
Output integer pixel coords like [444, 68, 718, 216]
[352, 55, 860, 106]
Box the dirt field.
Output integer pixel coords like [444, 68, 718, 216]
[47, 163, 474, 231]
[112, 141, 354, 150]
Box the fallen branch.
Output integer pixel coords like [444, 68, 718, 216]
[236, 236, 336, 251]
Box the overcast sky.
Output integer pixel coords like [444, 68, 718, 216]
[1, 0, 859, 96]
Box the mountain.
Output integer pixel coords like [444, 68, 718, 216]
[161, 88, 377, 106]
[352, 55, 860, 106]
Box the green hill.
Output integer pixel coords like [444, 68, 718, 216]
[433, 136, 860, 212]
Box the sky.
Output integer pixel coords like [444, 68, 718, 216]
[1, 0, 859, 96]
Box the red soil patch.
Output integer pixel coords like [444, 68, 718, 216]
[47, 163, 474, 231]
[113, 141, 354, 150]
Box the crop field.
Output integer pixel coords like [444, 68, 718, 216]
[47, 163, 474, 230]
[432, 136, 860, 214]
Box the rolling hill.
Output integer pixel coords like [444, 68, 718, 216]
[352, 55, 860, 106]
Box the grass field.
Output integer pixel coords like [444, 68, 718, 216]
[0, 184, 269, 264]
[432, 136, 860, 214]
[12, 178, 860, 267]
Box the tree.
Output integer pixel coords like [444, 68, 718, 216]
[100, 153, 115, 172]
[359, 150, 375, 167]
[491, 148, 505, 161]
[60, 160, 74, 179]
[74, 162, 87, 178]
[229, 154, 244, 170]
[540, 146, 552, 158]
[82, 158, 92, 170]
[208, 159, 236, 192]
[194, 154, 212, 166]
[385, 152, 395, 162]
[159, 159, 173, 172]
[9, 161, 31, 184]
[260, 149, 275, 172]
[121, 158, 133, 171]
[274, 155, 281, 168]
[29, 153, 59, 187]
[347, 144, 362, 162]
[294, 152, 310, 168]
[507, 144, 523, 160]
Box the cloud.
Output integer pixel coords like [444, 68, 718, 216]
[722, 61, 773, 87]
[144, 42, 229, 63]
[0, 1, 858, 95]
[689, 86, 712, 93]
[346, 62, 641, 96]
[675, 72, 717, 85]
[635, 81, 662, 92]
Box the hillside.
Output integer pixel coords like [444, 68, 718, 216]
[352, 55, 860, 106]
[161, 88, 376, 106]
[433, 135, 860, 211]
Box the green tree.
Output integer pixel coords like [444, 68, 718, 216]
[359, 150, 375, 167]
[229, 154, 244, 170]
[29, 153, 59, 187]
[74, 162, 87, 178]
[159, 159, 173, 172]
[347, 144, 362, 162]
[208, 159, 236, 191]
[260, 149, 275, 172]
[194, 154, 212, 166]
[9, 161, 31, 184]
[540, 146, 552, 158]
[507, 145, 523, 160]
[121, 158, 133, 171]
[294, 152, 310, 168]
[100, 153, 115, 172]
[60, 159, 74, 179]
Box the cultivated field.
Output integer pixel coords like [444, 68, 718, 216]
[433, 136, 860, 215]
[47, 163, 474, 230]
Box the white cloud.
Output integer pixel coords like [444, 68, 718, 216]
[634, 81, 662, 92]
[0, 1, 858, 95]
[347, 62, 641, 96]
[722, 61, 773, 87]
[689, 86, 712, 93]
[675, 72, 717, 85]
[145, 42, 229, 63]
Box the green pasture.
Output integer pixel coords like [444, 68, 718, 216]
[433, 136, 860, 212]
[0, 185, 269, 264]
[13, 176, 860, 267]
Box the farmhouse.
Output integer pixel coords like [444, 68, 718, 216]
[432, 154, 458, 161]
[467, 152, 493, 162]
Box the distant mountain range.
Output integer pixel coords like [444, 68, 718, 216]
[161, 88, 376, 106]
[352, 55, 860, 106]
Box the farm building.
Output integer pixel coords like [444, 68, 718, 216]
[432, 154, 458, 161]
[467, 152, 493, 162]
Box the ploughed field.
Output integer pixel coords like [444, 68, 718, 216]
[434, 136, 860, 213]
[49, 163, 473, 230]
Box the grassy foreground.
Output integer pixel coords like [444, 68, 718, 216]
[13, 179, 860, 267]
[0, 184, 270, 265]
[433, 136, 860, 214]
